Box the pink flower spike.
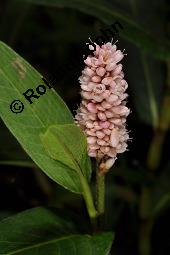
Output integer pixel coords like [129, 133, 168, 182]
[75, 41, 130, 166]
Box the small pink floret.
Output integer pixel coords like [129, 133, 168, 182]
[87, 102, 97, 113]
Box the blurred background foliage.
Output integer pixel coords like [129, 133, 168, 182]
[0, 0, 170, 254]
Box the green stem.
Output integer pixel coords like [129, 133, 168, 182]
[79, 173, 98, 221]
[96, 172, 105, 215]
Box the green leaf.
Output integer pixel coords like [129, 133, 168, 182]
[0, 207, 114, 255]
[21, 0, 170, 60]
[0, 40, 83, 193]
[40, 124, 91, 181]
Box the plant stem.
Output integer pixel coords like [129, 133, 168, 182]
[79, 173, 98, 222]
[96, 172, 105, 215]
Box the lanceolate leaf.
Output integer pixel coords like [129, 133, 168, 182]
[0, 41, 87, 193]
[22, 0, 170, 60]
[0, 207, 114, 255]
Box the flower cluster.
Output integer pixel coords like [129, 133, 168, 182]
[75, 42, 130, 171]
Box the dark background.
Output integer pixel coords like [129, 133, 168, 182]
[0, 0, 170, 254]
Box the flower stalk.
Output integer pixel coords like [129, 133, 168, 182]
[96, 172, 105, 215]
[96, 159, 106, 216]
